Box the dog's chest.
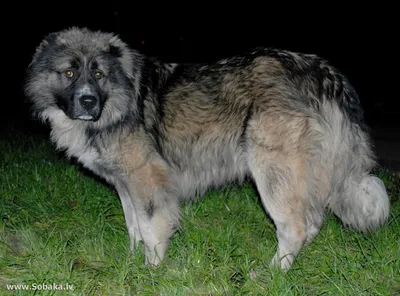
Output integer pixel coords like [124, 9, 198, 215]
[51, 124, 118, 182]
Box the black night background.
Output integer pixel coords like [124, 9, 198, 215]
[3, 2, 400, 168]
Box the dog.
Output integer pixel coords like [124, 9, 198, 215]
[25, 27, 390, 270]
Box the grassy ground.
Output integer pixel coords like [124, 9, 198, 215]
[1, 133, 399, 295]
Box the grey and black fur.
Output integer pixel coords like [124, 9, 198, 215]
[25, 27, 390, 270]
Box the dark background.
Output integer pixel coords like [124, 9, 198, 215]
[3, 2, 399, 136]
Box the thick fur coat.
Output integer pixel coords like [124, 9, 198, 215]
[25, 27, 390, 269]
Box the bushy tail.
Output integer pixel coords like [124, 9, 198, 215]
[315, 100, 391, 232]
[310, 70, 391, 232]
[330, 175, 390, 232]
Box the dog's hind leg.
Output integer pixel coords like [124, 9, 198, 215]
[248, 149, 310, 270]
[246, 108, 329, 270]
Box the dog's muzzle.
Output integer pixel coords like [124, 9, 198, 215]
[79, 95, 97, 111]
[73, 94, 101, 121]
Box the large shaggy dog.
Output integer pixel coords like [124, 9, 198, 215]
[25, 27, 390, 270]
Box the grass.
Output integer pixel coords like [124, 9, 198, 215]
[0, 133, 399, 295]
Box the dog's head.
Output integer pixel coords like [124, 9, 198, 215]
[25, 27, 142, 127]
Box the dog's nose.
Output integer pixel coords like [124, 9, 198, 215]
[79, 95, 97, 110]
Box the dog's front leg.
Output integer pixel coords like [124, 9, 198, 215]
[115, 182, 142, 251]
[127, 186, 180, 265]
[123, 164, 180, 266]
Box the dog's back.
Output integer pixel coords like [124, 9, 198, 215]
[149, 48, 390, 268]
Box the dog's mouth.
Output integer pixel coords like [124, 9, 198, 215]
[72, 109, 101, 122]
[77, 114, 95, 121]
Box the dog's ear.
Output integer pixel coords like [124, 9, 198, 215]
[37, 32, 58, 51]
[108, 35, 143, 78]
[108, 44, 123, 58]
[27, 32, 59, 68]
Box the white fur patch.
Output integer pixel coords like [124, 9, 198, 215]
[76, 84, 93, 97]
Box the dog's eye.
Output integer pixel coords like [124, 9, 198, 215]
[94, 71, 103, 79]
[64, 70, 74, 78]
